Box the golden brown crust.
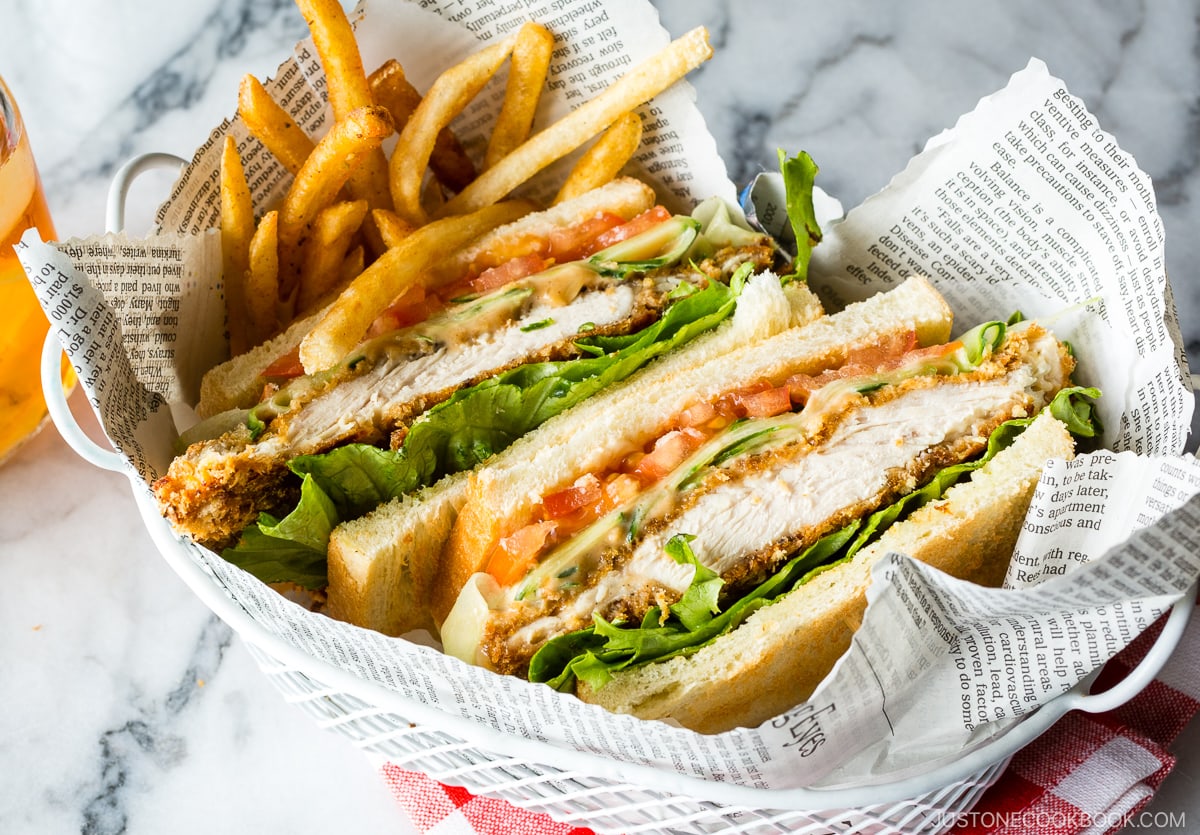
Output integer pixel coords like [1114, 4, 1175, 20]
[152, 438, 299, 552]
[432, 474, 498, 625]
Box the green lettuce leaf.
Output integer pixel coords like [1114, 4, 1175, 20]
[290, 444, 424, 517]
[528, 523, 859, 691]
[220, 475, 336, 589]
[778, 149, 822, 280]
[1049, 385, 1102, 439]
[664, 534, 723, 631]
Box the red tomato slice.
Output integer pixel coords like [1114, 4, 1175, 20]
[542, 474, 603, 519]
[262, 346, 305, 381]
[633, 428, 706, 482]
[788, 333, 958, 404]
[785, 372, 818, 403]
[585, 206, 672, 255]
[469, 254, 551, 294]
[735, 384, 793, 418]
[676, 400, 717, 428]
[385, 299, 440, 331]
[602, 472, 643, 508]
[488, 520, 558, 587]
[900, 339, 962, 365]
[446, 208, 651, 295]
[366, 285, 435, 336]
[546, 211, 626, 262]
[842, 330, 919, 370]
[712, 381, 765, 421]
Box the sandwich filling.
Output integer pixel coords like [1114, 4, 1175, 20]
[442, 321, 1076, 676]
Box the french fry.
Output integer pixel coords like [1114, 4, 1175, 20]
[297, 199, 369, 315]
[339, 245, 365, 287]
[553, 112, 643, 204]
[294, 0, 372, 118]
[423, 176, 446, 217]
[220, 135, 255, 355]
[372, 208, 416, 249]
[237, 74, 315, 175]
[299, 200, 533, 373]
[295, 0, 393, 248]
[277, 105, 394, 297]
[246, 210, 281, 346]
[388, 33, 520, 226]
[483, 22, 554, 171]
[349, 152, 394, 216]
[368, 59, 476, 193]
[240, 71, 388, 254]
[442, 27, 712, 218]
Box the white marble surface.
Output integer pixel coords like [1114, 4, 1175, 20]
[2, 1, 1198, 832]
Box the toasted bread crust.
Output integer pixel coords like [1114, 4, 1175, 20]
[327, 472, 472, 635]
[435, 480, 504, 625]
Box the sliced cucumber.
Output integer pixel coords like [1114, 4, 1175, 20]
[514, 509, 629, 602]
[589, 215, 701, 277]
[175, 407, 253, 451]
[447, 286, 533, 324]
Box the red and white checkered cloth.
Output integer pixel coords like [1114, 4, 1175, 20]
[379, 607, 1200, 835]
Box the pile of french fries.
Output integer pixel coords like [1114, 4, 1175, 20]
[219, 0, 712, 372]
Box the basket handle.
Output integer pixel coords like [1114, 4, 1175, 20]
[1057, 580, 1197, 714]
[41, 151, 187, 473]
[40, 332, 124, 472]
[105, 152, 188, 233]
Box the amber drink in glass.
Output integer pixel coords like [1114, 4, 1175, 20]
[0, 74, 70, 464]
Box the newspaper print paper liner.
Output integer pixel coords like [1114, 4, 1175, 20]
[18, 0, 1200, 811]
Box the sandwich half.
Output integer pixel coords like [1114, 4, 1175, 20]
[154, 181, 779, 551]
[436, 281, 1084, 726]
[194, 177, 656, 418]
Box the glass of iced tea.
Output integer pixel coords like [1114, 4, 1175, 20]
[0, 74, 71, 465]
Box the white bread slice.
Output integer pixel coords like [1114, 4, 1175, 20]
[426, 176, 654, 286]
[196, 178, 655, 418]
[580, 410, 1075, 734]
[197, 307, 327, 417]
[327, 272, 823, 635]
[437, 275, 953, 623]
[326, 471, 472, 636]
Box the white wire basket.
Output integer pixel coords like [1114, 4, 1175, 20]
[38, 153, 1198, 835]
